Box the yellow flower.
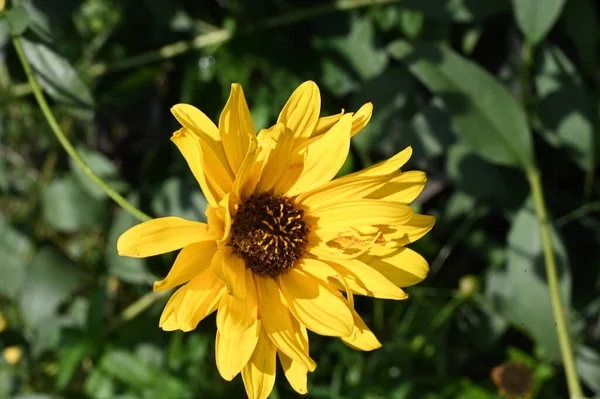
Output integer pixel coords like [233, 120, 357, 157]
[118, 81, 434, 398]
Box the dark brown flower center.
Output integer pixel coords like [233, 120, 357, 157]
[229, 193, 309, 277]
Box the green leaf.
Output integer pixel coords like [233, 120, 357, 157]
[399, 9, 424, 39]
[151, 177, 207, 222]
[21, 38, 94, 120]
[42, 176, 108, 233]
[106, 196, 154, 285]
[71, 146, 128, 199]
[535, 45, 594, 171]
[316, 15, 388, 81]
[99, 349, 157, 388]
[5, 6, 30, 35]
[388, 40, 534, 169]
[83, 369, 115, 399]
[576, 346, 600, 393]
[406, 98, 456, 159]
[511, 0, 566, 45]
[19, 246, 83, 328]
[505, 199, 572, 361]
[0, 219, 34, 299]
[446, 143, 528, 209]
[56, 338, 97, 389]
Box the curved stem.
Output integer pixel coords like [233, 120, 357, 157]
[527, 168, 584, 399]
[11, 35, 151, 223]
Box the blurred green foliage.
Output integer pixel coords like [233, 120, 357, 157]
[1, 0, 600, 398]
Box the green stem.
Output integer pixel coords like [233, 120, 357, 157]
[11, 35, 151, 223]
[520, 43, 533, 113]
[105, 289, 172, 334]
[527, 168, 584, 399]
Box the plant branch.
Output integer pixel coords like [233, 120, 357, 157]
[11, 35, 151, 223]
[527, 168, 584, 399]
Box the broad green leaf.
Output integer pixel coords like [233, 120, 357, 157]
[71, 146, 128, 199]
[42, 176, 108, 233]
[400, 0, 509, 22]
[316, 15, 388, 81]
[535, 45, 594, 171]
[388, 40, 534, 169]
[0, 219, 34, 299]
[505, 199, 572, 361]
[562, 0, 599, 74]
[106, 196, 154, 285]
[21, 38, 94, 120]
[576, 346, 600, 393]
[446, 143, 528, 210]
[5, 6, 30, 35]
[83, 369, 115, 399]
[99, 349, 157, 388]
[511, 0, 566, 45]
[56, 338, 97, 389]
[19, 247, 83, 328]
[399, 9, 424, 39]
[406, 98, 456, 159]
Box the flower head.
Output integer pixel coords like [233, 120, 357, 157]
[118, 81, 434, 398]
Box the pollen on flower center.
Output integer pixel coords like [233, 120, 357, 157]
[229, 193, 309, 277]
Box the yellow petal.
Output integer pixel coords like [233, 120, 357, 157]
[217, 268, 258, 335]
[280, 267, 354, 337]
[367, 170, 427, 204]
[277, 81, 321, 140]
[212, 247, 247, 301]
[339, 146, 413, 182]
[303, 257, 407, 300]
[350, 102, 373, 137]
[153, 241, 217, 291]
[256, 124, 296, 192]
[312, 109, 344, 137]
[205, 193, 233, 244]
[379, 213, 436, 247]
[279, 351, 309, 395]
[309, 200, 414, 232]
[159, 288, 184, 331]
[117, 217, 212, 258]
[360, 246, 430, 287]
[241, 328, 277, 399]
[175, 269, 225, 331]
[342, 309, 381, 351]
[171, 128, 218, 206]
[256, 275, 316, 371]
[296, 174, 391, 211]
[284, 114, 353, 197]
[218, 84, 256, 173]
[232, 138, 260, 200]
[216, 320, 260, 381]
[171, 103, 220, 141]
[171, 105, 234, 202]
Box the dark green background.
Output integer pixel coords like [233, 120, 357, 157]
[1, 0, 599, 398]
